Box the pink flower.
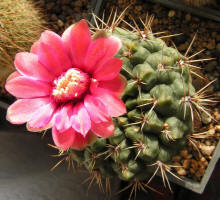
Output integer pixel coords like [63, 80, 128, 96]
[5, 20, 127, 150]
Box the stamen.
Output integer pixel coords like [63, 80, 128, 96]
[52, 68, 90, 102]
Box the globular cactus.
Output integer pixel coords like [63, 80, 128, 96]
[0, 0, 46, 99]
[60, 14, 214, 196]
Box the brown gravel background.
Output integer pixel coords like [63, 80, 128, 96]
[33, 0, 91, 34]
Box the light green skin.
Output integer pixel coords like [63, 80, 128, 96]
[68, 28, 195, 182]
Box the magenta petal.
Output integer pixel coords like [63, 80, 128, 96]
[31, 40, 40, 54]
[98, 74, 127, 97]
[71, 102, 91, 137]
[84, 38, 107, 72]
[6, 71, 21, 83]
[55, 104, 73, 132]
[52, 127, 74, 150]
[6, 97, 50, 124]
[85, 36, 122, 73]
[71, 131, 97, 150]
[14, 52, 54, 82]
[5, 76, 51, 98]
[92, 88, 126, 117]
[91, 119, 115, 138]
[93, 57, 122, 81]
[37, 42, 64, 76]
[62, 20, 91, 68]
[61, 24, 74, 58]
[89, 78, 99, 93]
[84, 95, 109, 123]
[40, 31, 71, 71]
[27, 102, 56, 131]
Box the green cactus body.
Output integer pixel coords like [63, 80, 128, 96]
[68, 27, 195, 183]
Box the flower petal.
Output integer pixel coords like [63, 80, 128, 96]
[71, 103, 91, 137]
[84, 36, 122, 73]
[27, 102, 56, 132]
[91, 119, 115, 138]
[98, 74, 127, 97]
[62, 20, 91, 68]
[14, 52, 54, 82]
[84, 95, 109, 123]
[93, 57, 122, 81]
[89, 78, 99, 93]
[92, 88, 126, 117]
[31, 40, 40, 54]
[37, 42, 63, 76]
[61, 24, 73, 57]
[5, 76, 51, 98]
[6, 97, 51, 124]
[55, 104, 73, 132]
[6, 71, 21, 82]
[40, 31, 71, 71]
[52, 127, 75, 150]
[71, 130, 97, 150]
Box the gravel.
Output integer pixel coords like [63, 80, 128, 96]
[33, 0, 91, 34]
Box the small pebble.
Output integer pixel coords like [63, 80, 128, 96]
[57, 19, 64, 27]
[204, 161, 209, 166]
[195, 171, 203, 179]
[180, 149, 188, 158]
[185, 13, 191, 21]
[201, 112, 212, 124]
[191, 159, 198, 171]
[186, 154, 192, 159]
[198, 167, 205, 175]
[172, 155, 181, 162]
[177, 168, 187, 176]
[215, 125, 220, 132]
[200, 157, 206, 163]
[168, 10, 175, 18]
[205, 140, 211, 146]
[190, 168, 195, 174]
[199, 144, 216, 156]
[208, 128, 215, 135]
[182, 159, 190, 169]
[51, 14, 57, 21]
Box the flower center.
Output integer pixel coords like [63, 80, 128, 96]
[52, 68, 90, 103]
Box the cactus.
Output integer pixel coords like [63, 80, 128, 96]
[56, 13, 214, 197]
[0, 0, 46, 99]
